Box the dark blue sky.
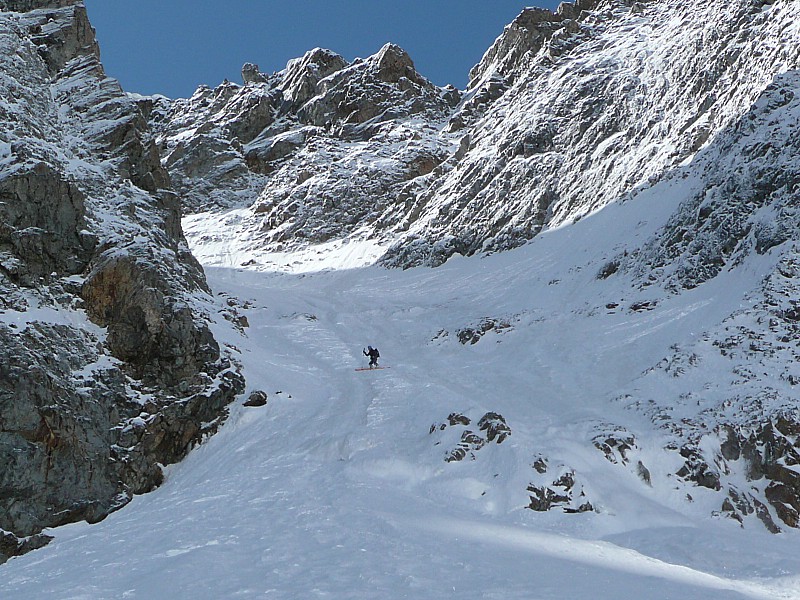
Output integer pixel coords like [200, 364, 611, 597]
[84, 1, 561, 98]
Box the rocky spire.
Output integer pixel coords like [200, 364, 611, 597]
[241, 62, 268, 84]
[8, 0, 101, 74]
[468, 7, 562, 89]
[467, 0, 608, 88]
[280, 47, 348, 107]
[372, 42, 423, 85]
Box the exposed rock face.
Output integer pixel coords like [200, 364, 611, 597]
[383, 0, 800, 267]
[82, 253, 220, 388]
[0, 163, 92, 284]
[467, 6, 568, 88]
[151, 42, 460, 263]
[0, 2, 243, 563]
[622, 71, 800, 291]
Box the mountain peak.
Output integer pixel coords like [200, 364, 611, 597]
[281, 47, 348, 107]
[241, 62, 268, 84]
[371, 42, 421, 84]
[468, 5, 564, 88]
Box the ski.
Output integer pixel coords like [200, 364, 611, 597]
[355, 366, 390, 371]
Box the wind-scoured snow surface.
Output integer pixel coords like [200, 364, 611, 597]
[3, 169, 800, 598]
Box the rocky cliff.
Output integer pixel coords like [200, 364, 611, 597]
[0, 0, 243, 563]
[385, 0, 799, 266]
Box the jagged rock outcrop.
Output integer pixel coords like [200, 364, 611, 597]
[429, 411, 510, 463]
[281, 49, 348, 108]
[241, 62, 267, 85]
[150, 42, 460, 262]
[0, 1, 243, 564]
[467, 5, 573, 88]
[298, 43, 454, 129]
[527, 457, 594, 514]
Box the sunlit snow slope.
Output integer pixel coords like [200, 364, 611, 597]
[3, 176, 800, 598]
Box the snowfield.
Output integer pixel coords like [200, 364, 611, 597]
[3, 183, 800, 599]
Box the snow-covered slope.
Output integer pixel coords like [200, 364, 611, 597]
[150, 0, 800, 533]
[142, 0, 800, 537]
[3, 183, 800, 597]
[3, 0, 800, 596]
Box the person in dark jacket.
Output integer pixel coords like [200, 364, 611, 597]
[363, 346, 380, 368]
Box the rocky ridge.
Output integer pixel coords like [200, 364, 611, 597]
[153, 0, 797, 272]
[150, 42, 460, 265]
[385, 0, 800, 266]
[0, 1, 243, 563]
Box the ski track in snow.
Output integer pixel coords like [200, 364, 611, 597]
[4, 198, 800, 598]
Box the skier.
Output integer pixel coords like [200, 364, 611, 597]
[363, 346, 380, 369]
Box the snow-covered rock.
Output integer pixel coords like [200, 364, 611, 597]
[150, 42, 461, 263]
[154, 0, 799, 276]
[384, 0, 800, 266]
[0, 0, 243, 563]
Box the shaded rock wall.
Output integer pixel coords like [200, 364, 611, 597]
[0, 1, 244, 563]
